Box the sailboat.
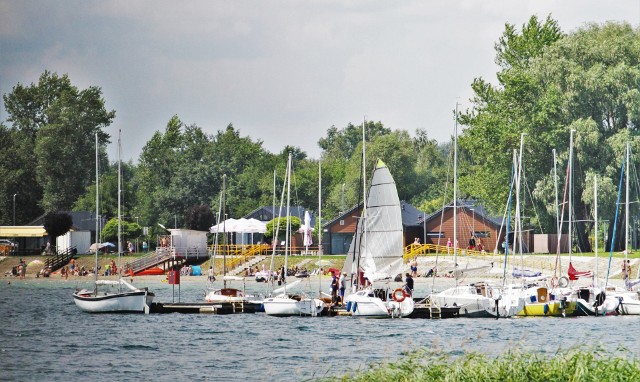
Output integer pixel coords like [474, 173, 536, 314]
[262, 154, 326, 316]
[74, 132, 155, 314]
[205, 175, 263, 304]
[606, 143, 640, 315]
[342, 157, 414, 318]
[432, 107, 519, 318]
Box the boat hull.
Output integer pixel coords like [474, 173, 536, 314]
[345, 291, 414, 318]
[615, 293, 640, 315]
[73, 290, 154, 314]
[262, 296, 325, 317]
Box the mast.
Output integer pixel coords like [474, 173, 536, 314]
[222, 174, 227, 289]
[568, 130, 574, 264]
[625, 142, 630, 262]
[94, 133, 99, 293]
[453, 103, 458, 287]
[362, 116, 367, 275]
[318, 161, 322, 296]
[594, 175, 598, 286]
[516, 133, 525, 284]
[284, 154, 292, 293]
[553, 148, 561, 276]
[117, 130, 122, 290]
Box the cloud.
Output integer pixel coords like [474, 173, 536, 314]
[1, 0, 639, 161]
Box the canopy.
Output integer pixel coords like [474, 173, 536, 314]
[0, 226, 47, 237]
[210, 218, 266, 233]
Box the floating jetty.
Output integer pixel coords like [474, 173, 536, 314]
[150, 301, 263, 314]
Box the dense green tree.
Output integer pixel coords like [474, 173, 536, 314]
[185, 204, 214, 231]
[43, 212, 73, 247]
[264, 216, 301, 242]
[3, 71, 114, 213]
[460, 17, 640, 251]
[101, 218, 143, 244]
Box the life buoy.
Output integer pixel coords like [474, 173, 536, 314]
[558, 276, 569, 288]
[392, 288, 407, 303]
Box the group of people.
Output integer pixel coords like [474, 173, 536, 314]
[5, 259, 28, 279]
[330, 272, 347, 305]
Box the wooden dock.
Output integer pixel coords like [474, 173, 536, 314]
[150, 301, 263, 314]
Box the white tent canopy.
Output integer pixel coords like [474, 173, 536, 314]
[210, 218, 266, 234]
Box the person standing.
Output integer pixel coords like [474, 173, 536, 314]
[330, 273, 339, 304]
[142, 240, 148, 253]
[404, 273, 414, 296]
[18, 258, 26, 279]
[410, 257, 418, 278]
[339, 272, 347, 305]
[208, 266, 216, 283]
[446, 238, 452, 254]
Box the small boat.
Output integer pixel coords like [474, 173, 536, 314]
[74, 279, 154, 313]
[517, 285, 576, 316]
[73, 132, 154, 314]
[134, 267, 165, 276]
[205, 276, 263, 303]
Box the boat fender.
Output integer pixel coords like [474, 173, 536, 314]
[346, 301, 352, 312]
[392, 288, 407, 303]
[558, 276, 569, 288]
[543, 303, 549, 315]
[352, 302, 358, 312]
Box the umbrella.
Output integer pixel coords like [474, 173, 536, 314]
[303, 211, 313, 247]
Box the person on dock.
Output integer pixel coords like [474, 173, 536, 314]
[208, 266, 216, 283]
[404, 273, 414, 296]
[339, 272, 346, 305]
[330, 273, 339, 304]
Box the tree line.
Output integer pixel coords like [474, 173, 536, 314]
[1, 16, 639, 251]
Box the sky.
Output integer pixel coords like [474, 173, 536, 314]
[1, 1, 639, 162]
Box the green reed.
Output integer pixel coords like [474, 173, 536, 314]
[324, 346, 640, 382]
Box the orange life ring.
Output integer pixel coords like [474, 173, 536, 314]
[392, 288, 407, 303]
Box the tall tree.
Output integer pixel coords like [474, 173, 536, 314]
[3, 71, 114, 214]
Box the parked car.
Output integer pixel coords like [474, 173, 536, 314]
[0, 239, 17, 247]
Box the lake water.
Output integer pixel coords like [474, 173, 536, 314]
[1, 277, 638, 381]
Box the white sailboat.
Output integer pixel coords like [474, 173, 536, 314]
[432, 106, 520, 318]
[205, 175, 263, 304]
[343, 155, 414, 318]
[74, 132, 154, 314]
[263, 154, 325, 316]
[607, 143, 640, 315]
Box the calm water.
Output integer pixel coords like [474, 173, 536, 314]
[1, 277, 638, 381]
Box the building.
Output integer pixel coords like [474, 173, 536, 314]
[241, 205, 316, 246]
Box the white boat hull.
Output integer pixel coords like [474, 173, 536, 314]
[345, 289, 414, 318]
[263, 295, 325, 316]
[433, 284, 513, 318]
[615, 292, 640, 315]
[73, 289, 154, 314]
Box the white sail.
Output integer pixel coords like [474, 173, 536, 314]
[359, 159, 404, 282]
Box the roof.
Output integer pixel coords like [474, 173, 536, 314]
[323, 201, 426, 229]
[423, 199, 504, 228]
[0, 226, 47, 237]
[242, 205, 316, 226]
[27, 211, 105, 231]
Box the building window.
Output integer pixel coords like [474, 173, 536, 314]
[339, 220, 344, 226]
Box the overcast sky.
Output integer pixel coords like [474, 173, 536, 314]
[1, 1, 639, 162]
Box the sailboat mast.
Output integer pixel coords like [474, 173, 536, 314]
[625, 142, 630, 262]
[362, 117, 367, 273]
[284, 154, 292, 292]
[222, 174, 227, 289]
[516, 133, 525, 284]
[453, 104, 458, 287]
[94, 133, 99, 292]
[318, 161, 322, 296]
[568, 130, 574, 264]
[553, 148, 562, 275]
[594, 175, 598, 286]
[117, 130, 122, 290]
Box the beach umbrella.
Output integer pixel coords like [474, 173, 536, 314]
[303, 211, 313, 247]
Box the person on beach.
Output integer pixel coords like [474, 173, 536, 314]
[410, 257, 418, 278]
[18, 259, 26, 279]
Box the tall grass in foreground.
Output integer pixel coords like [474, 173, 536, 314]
[325, 347, 640, 382]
